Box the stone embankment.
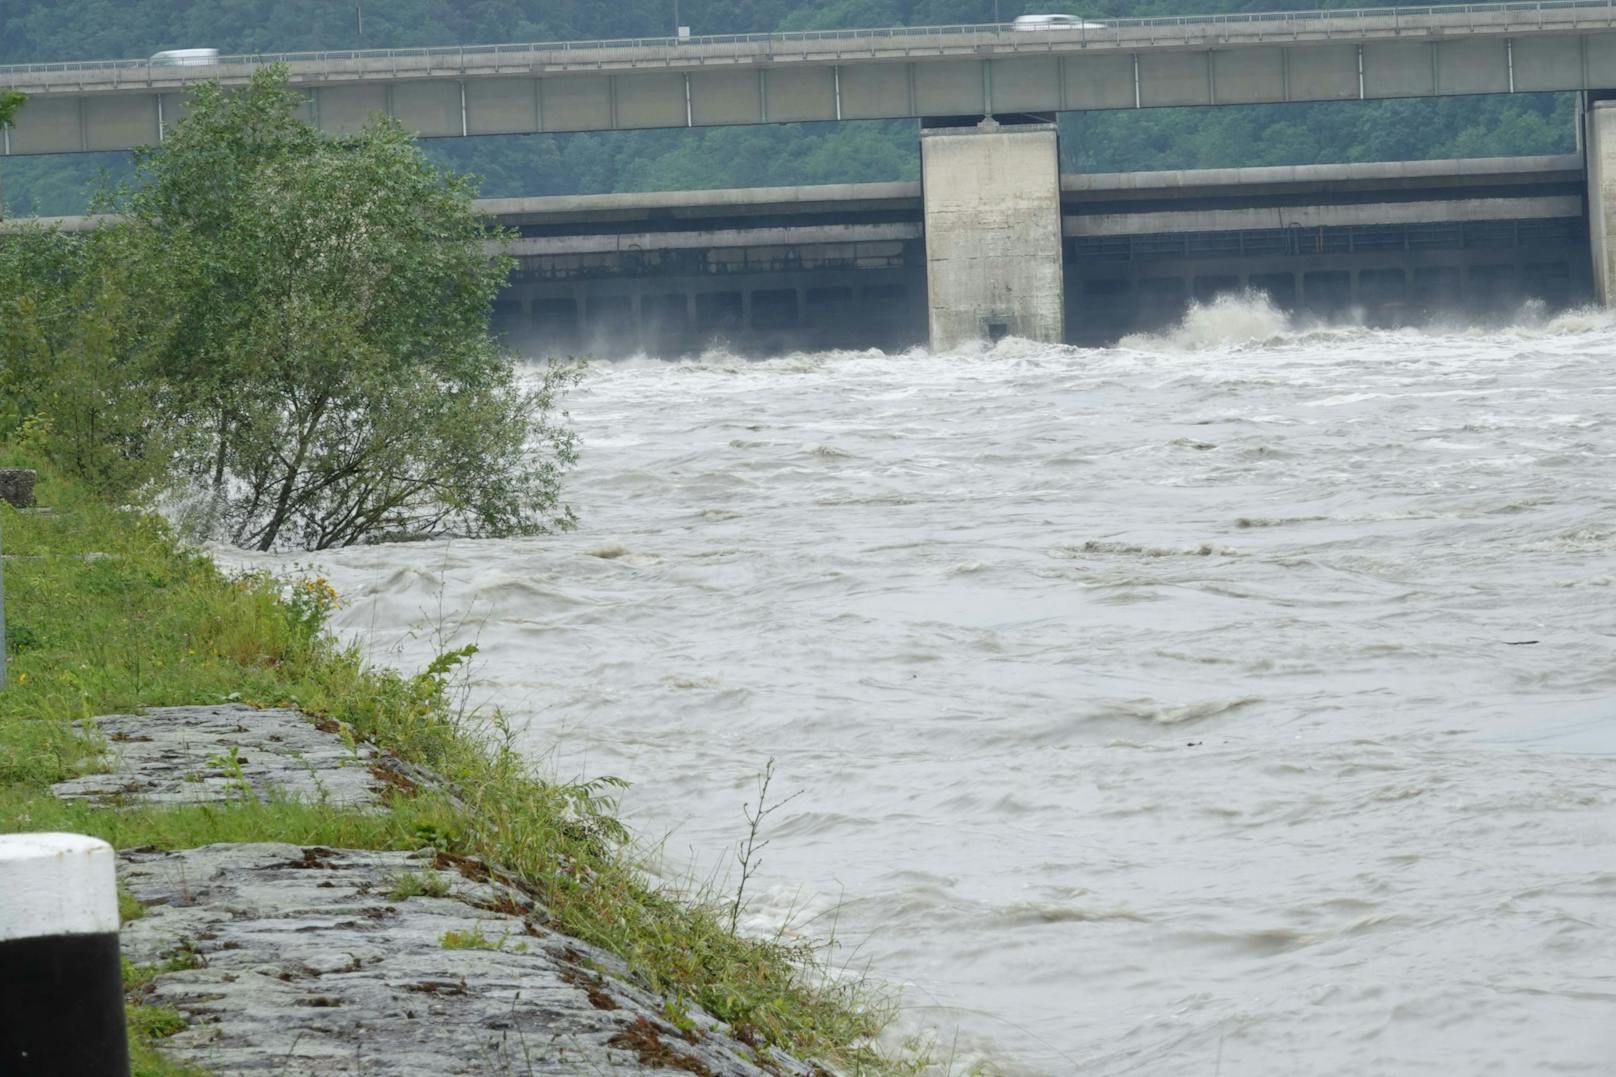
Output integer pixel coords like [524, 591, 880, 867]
[55, 705, 815, 1077]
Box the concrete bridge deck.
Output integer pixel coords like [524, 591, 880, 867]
[10, 1, 1616, 154]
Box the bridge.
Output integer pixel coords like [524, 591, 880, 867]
[6, 1, 1616, 347]
[7, 2, 1616, 152]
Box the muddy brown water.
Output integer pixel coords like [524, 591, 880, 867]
[236, 297, 1616, 1074]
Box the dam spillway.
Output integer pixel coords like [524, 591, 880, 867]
[486, 151, 1592, 355]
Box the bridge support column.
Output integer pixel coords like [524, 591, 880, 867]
[920, 120, 1064, 351]
[1586, 100, 1616, 306]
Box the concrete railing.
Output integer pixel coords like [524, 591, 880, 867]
[7, 0, 1616, 85]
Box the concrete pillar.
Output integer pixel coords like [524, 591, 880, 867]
[919, 120, 1065, 351]
[1587, 100, 1616, 306]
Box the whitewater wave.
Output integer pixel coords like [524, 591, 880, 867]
[1117, 290, 1295, 351]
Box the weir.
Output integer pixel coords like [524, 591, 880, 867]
[3, 151, 1593, 352]
[475, 151, 1592, 354]
[486, 183, 927, 355]
[1063, 153, 1591, 343]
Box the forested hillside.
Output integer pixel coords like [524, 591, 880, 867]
[0, 0, 1575, 216]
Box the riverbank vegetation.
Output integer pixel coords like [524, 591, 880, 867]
[1, 67, 576, 551]
[0, 458, 892, 1074]
[0, 0, 1575, 216]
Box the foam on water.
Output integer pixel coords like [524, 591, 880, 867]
[241, 316, 1616, 1075]
[1118, 290, 1295, 351]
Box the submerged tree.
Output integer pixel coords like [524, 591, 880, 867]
[110, 66, 576, 550]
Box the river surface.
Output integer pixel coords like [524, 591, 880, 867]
[246, 298, 1616, 1075]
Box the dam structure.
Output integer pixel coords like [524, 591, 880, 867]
[2, 152, 1591, 353]
[487, 152, 1589, 354]
[3, 1, 1615, 347]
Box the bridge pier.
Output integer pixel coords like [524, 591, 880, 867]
[919, 120, 1064, 351]
[1586, 99, 1616, 306]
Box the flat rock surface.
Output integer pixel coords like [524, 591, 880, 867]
[52, 704, 382, 808]
[57, 705, 815, 1074]
[119, 842, 811, 1076]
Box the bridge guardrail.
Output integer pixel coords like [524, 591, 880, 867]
[2, 0, 1615, 80]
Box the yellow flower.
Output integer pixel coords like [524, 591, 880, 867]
[17, 673, 26, 685]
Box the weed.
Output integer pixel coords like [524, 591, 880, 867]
[117, 884, 146, 925]
[122, 960, 209, 1076]
[727, 757, 803, 935]
[387, 871, 452, 901]
[206, 744, 251, 798]
[5, 621, 39, 655]
[440, 926, 501, 951]
[126, 1002, 187, 1041]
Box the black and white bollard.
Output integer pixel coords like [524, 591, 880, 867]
[0, 832, 131, 1076]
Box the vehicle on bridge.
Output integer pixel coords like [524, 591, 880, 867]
[1010, 14, 1107, 30]
[149, 49, 218, 67]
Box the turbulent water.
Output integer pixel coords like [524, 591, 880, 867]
[244, 296, 1616, 1075]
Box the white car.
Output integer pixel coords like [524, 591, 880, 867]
[149, 49, 220, 67]
[1011, 14, 1107, 30]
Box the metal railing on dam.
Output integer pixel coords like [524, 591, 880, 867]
[9, 1, 1616, 154]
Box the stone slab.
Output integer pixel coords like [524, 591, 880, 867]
[118, 843, 807, 1075]
[51, 704, 383, 809]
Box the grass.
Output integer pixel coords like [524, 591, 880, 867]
[388, 870, 453, 901]
[440, 925, 516, 951]
[0, 448, 894, 1075]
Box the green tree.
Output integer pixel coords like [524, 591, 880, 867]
[0, 225, 178, 496]
[0, 90, 23, 127]
[0, 90, 23, 218]
[104, 66, 578, 550]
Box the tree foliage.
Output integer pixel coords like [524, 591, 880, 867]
[0, 224, 176, 496]
[0, 89, 24, 128]
[2, 67, 577, 550]
[0, 0, 1578, 218]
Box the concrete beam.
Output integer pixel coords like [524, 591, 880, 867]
[503, 221, 919, 255]
[1066, 195, 1583, 236]
[479, 181, 920, 226]
[1062, 154, 1587, 199]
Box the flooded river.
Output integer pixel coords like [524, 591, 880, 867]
[250, 298, 1616, 1074]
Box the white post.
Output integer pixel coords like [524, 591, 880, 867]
[0, 833, 130, 1076]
